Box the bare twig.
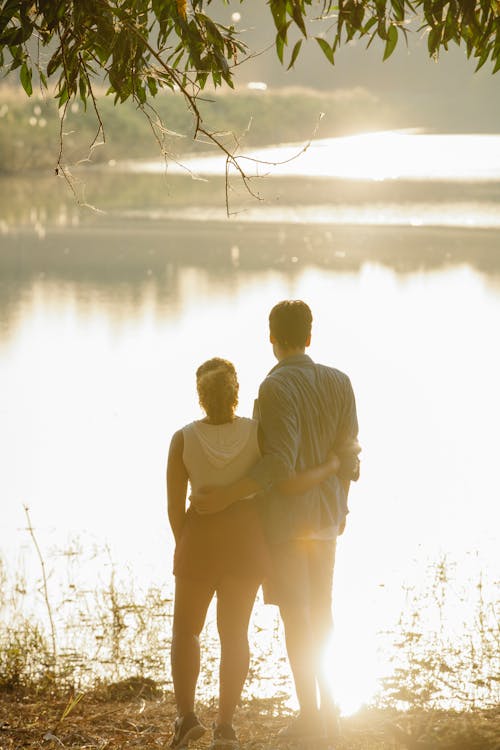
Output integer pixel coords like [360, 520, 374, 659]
[78, 54, 106, 152]
[23, 505, 57, 668]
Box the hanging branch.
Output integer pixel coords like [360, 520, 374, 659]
[3, 0, 500, 213]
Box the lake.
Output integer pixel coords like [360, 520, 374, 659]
[0, 132, 499, 713]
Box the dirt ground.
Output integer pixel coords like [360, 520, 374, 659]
[0, 679, 498, 750]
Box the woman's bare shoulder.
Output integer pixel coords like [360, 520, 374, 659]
[169, 428, 185, 454]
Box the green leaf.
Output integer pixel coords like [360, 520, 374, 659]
[287, 39, 302, 69]
[136, 84, 147, 105]
[0, 0, 21, 36]
[47, 51, 62, 78]
[8, 51, 22, 72]
[276, 30, 285, 63]
[475, 48, 490, 72]
[214, 49, 230, 77]
[199, 13, 224, 46]
[427, 25, 442, 56]
[391, 0, 405, 23]
[363, 17, 378, 33]
[57, 84, 70, 107]
[78, 75, 87, 103]
[351, 3, 365, 29]
[20, 61, 32, 96]
[378, 18, 387, 40]
[383, 23, 398, 59]
[270, 0, 286, 32]
[197, 71, 208, 89]
[1, 25, 31, 45]
[147, 76, 158, 96]
[291, 3, 307, 37]
[315, 36, 335, 64]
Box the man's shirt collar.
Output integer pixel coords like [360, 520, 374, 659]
[268, 353, 313, 375]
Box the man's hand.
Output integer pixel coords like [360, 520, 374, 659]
[191, 476, 260, 514]
[337, 445, 361, 481]
[190, 486, 231, 515]
[326, 450, 341, 474]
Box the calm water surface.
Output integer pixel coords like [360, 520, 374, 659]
[1, 133, 499, 712]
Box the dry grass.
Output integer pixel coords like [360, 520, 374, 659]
[1, 680, 499, 750]
[1, 543, 498, 750]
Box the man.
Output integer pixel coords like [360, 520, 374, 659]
[193, 300, 360, 742]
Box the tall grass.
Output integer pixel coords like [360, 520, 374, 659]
[0, 531, 498, 719]
[1, 510, 498, 713]
[379, 557, 499, 712]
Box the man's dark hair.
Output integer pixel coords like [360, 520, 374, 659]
[269, 300, 313, 349]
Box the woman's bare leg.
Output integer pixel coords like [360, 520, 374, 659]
[215, 576, 261, 726]
[171, 576, 215, 716]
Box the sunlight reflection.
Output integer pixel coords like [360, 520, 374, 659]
[118, 201, 500, 229]
[127, 131, 500, 182]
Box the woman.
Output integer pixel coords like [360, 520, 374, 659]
[166, 358, 339, 750]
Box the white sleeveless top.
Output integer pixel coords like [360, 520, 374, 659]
[182, 416, 260, 494]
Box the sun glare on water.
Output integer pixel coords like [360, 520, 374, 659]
[131, 130, 500, 182]
[270, 130, 500, 181]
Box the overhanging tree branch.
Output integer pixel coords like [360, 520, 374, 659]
[1, 1, 499, 211]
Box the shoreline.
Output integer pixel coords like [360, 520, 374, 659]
[2, 220, 500, 277]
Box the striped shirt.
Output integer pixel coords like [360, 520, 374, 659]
[249, 354, 360, 543]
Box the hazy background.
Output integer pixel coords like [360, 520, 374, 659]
[216, 1, 500, 133]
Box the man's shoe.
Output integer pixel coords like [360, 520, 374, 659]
[210, 723, 239, 750]
[322, 705, 341, 741]
[169, 712, 206, 749]
[276, 713, 325, 742]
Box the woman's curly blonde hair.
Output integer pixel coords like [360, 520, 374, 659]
[196, 357, 239, 424]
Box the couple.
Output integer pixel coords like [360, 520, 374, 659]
[166, 300, 360, 750]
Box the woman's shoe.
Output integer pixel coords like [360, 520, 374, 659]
[210, 723, 239, 750]
[169, 712, 206, 749]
